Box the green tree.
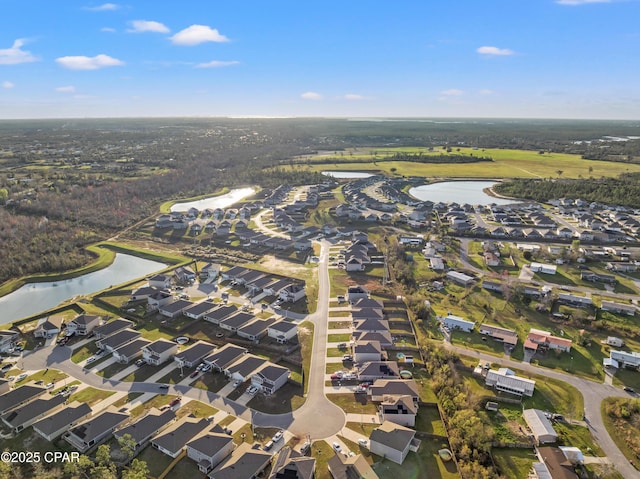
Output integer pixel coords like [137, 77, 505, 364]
[117, 433, 137, 463]
[122, 459, 150, 479]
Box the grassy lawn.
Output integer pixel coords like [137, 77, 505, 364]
[299, 320, 314, 394]
[328, 321, 352, 329]
[178, 400, 219, 419]
[112, 392, 144, 409]
[345, 421, 379, 438]
[327, 347, 348, 357]
[522, 376, 584, 420]
[450, 330, 507, 357]
[218, 415, 235, 427]
[328, 333, 351, 342]
[22, 368, 68, 385]
[311, 440, 336, 479]
[329, 311, 352, 317]
[67, 387, 116, 406]
[130, 394, 179, 417]
[191, 370, 227, 393]
[328, 393, 378, 414]
[601, 397, 640, 464]
[372, 438, 459, 479]
[70, 342, 99, 363]
[247, 382, 305, 413]
[96, 360, 132, 378]
[121, 363, 164, 382]
[492, 447, 538, 479]
[326, 363, 347, 374]
[555, 421, 603, 456]
[137, 445, 174, 478]
[415, 405, 447, 436]
[167, 457, 202, 478]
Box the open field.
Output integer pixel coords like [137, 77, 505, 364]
[293, 146, 640, 179]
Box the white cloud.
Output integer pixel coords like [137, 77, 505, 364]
[301, 92, 322, 100]
[0, 39, 39, 65]
[477, 46, 515, 56]
[56, 85, 76, 93]
[84, 3, 120, 11]
[479, 89, 494, 95]
[170, 25, 229, 45]
[556, 0, 611, 4]
[344, 94, 366, 101]
[56, 54, 124, 70]
[2, 81, 14, 89]
[195, 60, 240, 68]
[128, 20, 170, 34]
[440, 89, 464, 96]
[101, 27, 116, 33]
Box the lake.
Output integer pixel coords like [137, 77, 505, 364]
[170, 187, 255, 212]
[408, 181, 517, 205]
[322, 171, 375, 179]
[0, 253, 166, 324]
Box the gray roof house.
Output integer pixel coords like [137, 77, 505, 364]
[369, 421, 420, 465]
[219, 312, 256, 333]
[32, 401, 92, 441]
[142, 339, 179, 366]
[67, 314, 102, 336]
[267, 321, 298, 343]
[186, 432, 235, 474]
[251, 364, 290, 395]
[114, 408, 176, 450]
[184, 300, 219, 320]
[33, 315, 64, 339]
[203, 344, 248, 372]
[204, 305, 238, 325]
[96, 328, 141, 353]
[64, 408, 129, 452]
[209, 442, 272, 479]
[269, 446, 316, 479]
[357, 361, 400, 382]
[0, 384, 48, 415]
[237, 317, 277, 342]
[113, 338, 152, 364]
[378, 395, 418, 427]
[152, 416, 210, 458]
[94, 318, 134, 340]
[368, 379, 420, 403]
[174, 341, 216, 368]
[159, 299, 194, 319]
[224, 354, 268, 382]
[0, 330, 20, 353]
[523, 408, 558, 445]
[1, 394, 66, 433]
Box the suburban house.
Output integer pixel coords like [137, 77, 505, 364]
[601, 300, 636, 316]
[482, 280, 503, 294]
[186, 431, 235, 474]
[267, 321, 298, 343]
[369, 421, 420, 465]
[224, 354, 268, 382]
[199, 263, 221, 280]
[269, 446, 316, 479]
[525, 329, 572, 353]
[353, 340, 383, 363]
[173, 266, 196, 283]
[346, 285, 369, 303]
[0, 380, 8, 395]
[604, 336, 624, 348]
[33, 315, 64, 339]
[605, 350, 640, 369]
[183, 300, 218, 320]
[441, 314, 475, 333]
[64, 408, 129, 452]
[204, 305, 238, 325]
[0, 330, 20, 353]
[446, 271, 475, 286]
[485, 368, 536, 397]
[203, 344, 248, 372]
[96, 328, 141, 353]
[159, 299, 194, 319]
[479, 324, 518, 347]
[147, 291, 174, 309]
[237, 317, 277, 342]
[142, 339, 179, 366]
[368, 379, 420, 403]
[251, 364, 290, 395]
[353, 318, 390, 334]
[557, 293, 593, 308]
[357, 361, 400, 382]
[209, 442, 272, 479]
[523, 408, 558, 444]
[0, 384, 48, 415]
[66, 314, 102, 336]
[174, 341, 216, 369]
[148, 274, 172, 289]
[378, 395, 418, 427]
[278, 284, 306, 303]
[151, 416, 210, 458]
[1, 394, 66, 433]
[32, 402, 92, 441]
[114, 408, 176, 451]
[112, 338, 151, 364]
[328, 453, 379, 479]
[93, 318, 134, 340]
[220, 312, 257, 333]
[353, 331, 393, 348]
[530, 262, 557, 275]
[531, 447, 579, 479]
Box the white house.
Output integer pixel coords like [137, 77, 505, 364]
[142, 339, 178, 366]
[530, 262, 557, 275]
[485, 368, 536, 397]
[601, 300, 636, 316]
[369, 421, 420, 465]
[378, 395, 418, 427]
[441, 314, 475, 333]
[523, 409, 558, 444]
[446, 271, 475, 286]
[250, 364, 290, 395]
[186, 433, 235, 474]
[267, 321, 298, 343]
[607, 350, 640, 369]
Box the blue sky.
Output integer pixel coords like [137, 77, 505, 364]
[1, 0, 639, 119]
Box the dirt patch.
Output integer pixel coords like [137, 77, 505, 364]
[259, 255, 312, 279]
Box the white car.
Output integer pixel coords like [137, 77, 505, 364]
[357, 438, 368, 447]
[85, 356, 97, 364]
[45, 382, 54, 389]
[272, 431, 283, 442]
[16, 373, 28, 382]
[332, 442, 341, 453]
[247, 385, 259, 395]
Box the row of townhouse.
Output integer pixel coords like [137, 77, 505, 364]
[221, 265, 306, 303]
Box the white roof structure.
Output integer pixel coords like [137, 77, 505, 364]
[523, 409, 557, 444]
[485, 368, 535, 397]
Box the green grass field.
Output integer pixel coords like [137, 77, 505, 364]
[292, 146, 640, 179]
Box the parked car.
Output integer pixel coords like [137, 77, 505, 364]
[233, 380, 241, 388]
[342, 354, 353, 361]
[45, 382, 54, 390]
[357, 438, 368, 447]
[332, 442, 342, 453]
[189, 370, 199, 378]
[15, 373, 28, 382]
[135, 359, 146, 367]
[247, 385, 259, 395]
[263, 441, 274, 451]
[272, 431, 283, 442]
[159, 384, 169, 390]
[85, 356, 97, 365]
[169, 397, 182, 407]
[624, 386, 635, 394]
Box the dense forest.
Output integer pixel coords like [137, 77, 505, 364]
[494, 173, 640, 209]
[292, 152, 492, 165]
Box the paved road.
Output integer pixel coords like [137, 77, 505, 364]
[443, 341, 639, 478]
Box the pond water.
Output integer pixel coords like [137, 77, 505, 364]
[0, 253, 166, 323]
[408, 181, 517, 205]
[322, 171, 375, 179]
[170, 187, 256, 212]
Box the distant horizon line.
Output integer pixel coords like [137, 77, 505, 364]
[0, 115, 638, 123]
